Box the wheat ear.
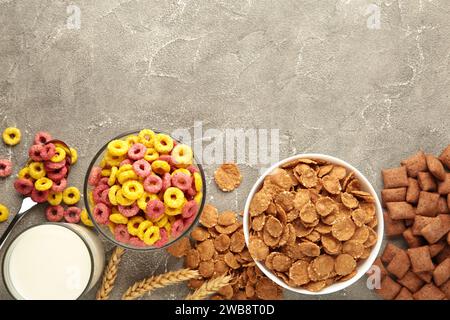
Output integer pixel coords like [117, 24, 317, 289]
[185, 274, 232, 300]
[96, 247, 126, 300]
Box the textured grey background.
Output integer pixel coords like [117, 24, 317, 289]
[0, 0, 449, 300]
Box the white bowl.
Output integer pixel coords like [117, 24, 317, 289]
[243, 153, 384, 295]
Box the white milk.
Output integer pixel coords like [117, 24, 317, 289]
[3, 223, 105, 300]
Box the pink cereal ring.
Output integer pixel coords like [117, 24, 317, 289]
[181, 200, 199, 219]
[118, 203, 140, 217]
[171, 173, 192, 192]
[183, 214, 197, 230]
[0, 159, 13, 177]
[128, 143, 147, 160]
[186, 187, 197, 199]
[161, 173, 171, 193]
[93, 203, 110, 225]
[114, 224, 131, 243]
[14, 178, 34, 195]
[98, 177, 109, 186]
[64, 206, 81, 223]
[143, 174, 162, 194]
[28, 145, 44, 162]
[45, 205, 64, 222]
[158, 155, 175, 167]
[145, 199, 165, 221]
[31, 188, 49, 203]
[40, 143, 56, 161]
[129, 236, 146, 247]
[47, 166, 68, 181]
[187, 165, 199, 174]
[44, 159, 66, 171]
[154, 228, 168, 248]
[51, 178, 67, 193]
[120, 159, 133, 167]
[100, 188, 111, 206]
[171, 219, 185, 238]
[88, 167, 102, 186]
[133, 159, 151, 178]
[34, 131, 52, 145]
[93, 184, 108, 204]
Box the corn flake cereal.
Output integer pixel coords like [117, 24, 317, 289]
[214, 163, 242, 192]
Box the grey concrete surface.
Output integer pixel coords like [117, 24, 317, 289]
[0, 0, 449, 300]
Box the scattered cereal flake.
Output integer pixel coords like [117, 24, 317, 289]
[255, 278, 282, 300]
[224, 252, 240, 269]
[218, 285, 234, 299]
[190, 226, 210, 242]
[197, 239, 215, 261]
[215, 221, 241, 234]
[249, 190, 271, 217]
[331, 217, 356, 241]
[248, 237, 269, 260]
[230, 231, 245, 253]
[322, 175, 342, 194]
[214, 234, 231, 252]
[335, 254, 356, 276]
[186, 249, 200, 268]
[214, 163, 242, 192]
[166, 236, 191, 257]
[251, 215, 265, 231]
[199, 260, 215, 277]
[199, 204, 218, 228]
[218, 210, 237, 226]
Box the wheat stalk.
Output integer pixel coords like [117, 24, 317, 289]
[185, 274, 232, 300]
[96, 247, 126, 300]
[122, 268, 199, 300]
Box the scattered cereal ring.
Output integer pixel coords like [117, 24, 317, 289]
[44, 159, 66, 171]
[143, 174, 162, 194]
[133, 159, 151, 178]
[33, 131, 52, 145]
[29, 162, 46, 180]
[182, 200, 199, 219]
[64, 206, 81, 223]
[161, 172, 171, 193]
[31, 189, 49, 203]
[164, 187, 185, 209]
[14, 178, 33, 195]
[138, 129, 155, 148]
[80, 209, 94, 227]
[171, 173, 192, 192]
[151, 160, 170, 175]
[122, 180, 144, 201]
[126, 135, 140, 147]
[28, 144, 44, 162]
[17, 167, 31, 179]
[109, 212, 129, 224]
[144, 148, 159, 162]
[143, 226, 160, 245]
[50, 147, 66, 163]
[107, 166, 118, 186]
[107, 140, 129, 157]
[93, 203, 110, 225]
[70, 147, 78, 164]
[154, 133, 173, 154]
[137, 192, 157, 211]
[41, 144, 57, 161]
[128, 143, 147, 160]
[45, 205, 64, 222]
[35, 177, 53, 191]
[47, 191, 63, 206]
[62, 186, 81, 205]
[114, 224, 131, 243]
[88, 167, 102, 186]
[172, 144, 193, 167]
[145, 199, 165, 221]
[0, 159, 13, 177]
[171, 219, 184, 238]
[46, 166, 68, 181]
[154, 228, 169, 247]
[108, 185, 120, 206]
[0, 204, 9, 222]
[118, 203, 140, 217]
[116, 189, 135, 206]
[137, 220, 153, 240]
[51, 178, 67, 193]
[127, 216, 144, 236]
[2, 127, 21, 146]
[129, 236, 146, 247]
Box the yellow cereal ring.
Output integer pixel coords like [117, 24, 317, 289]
[99, 159, 108, 168]
[108, 222, 116, 234]
[194, 192, 203, 205]
[117, 170, 138, 185]
[70, 147, 78, 165]
[80, 209, 94, 227]
[151, 160, 170, 175]
[29, 162, 46, 180]
[107, 139, 129, 157]
[2, 127, 21, 146]
[163, 221, 172, 234]
[137, 220, 153, 240]
[0, 203, 10, 222]
[138, 129, 155, 148]
[108, 185, 120, 206]
[171, 168, 191, 177]
[126, 135, 140, 147]
[127, 216, 145, 236]
[172, 144, 193, 167]
[62, 186, 81, 205]
[193, 172, 203, 192]
[105, 154, 124, 167]
[122, 180, 144, 201]
[164, 204, 182, 216]
[101, 169, 111, 177]
[137, 192, 158, 211]
[51, 147, 66, 163]
[18, 167, 31, 179]
[118, 164, 133, 174]
[163, 187, 185, 209]
[47, 191, 63, 206]
[108, 166, 118, 186]
[116, 189, 135, 206]
[88, 191, 94, 207]
[143, 226, 160, 245]
[109, 213, 129, 224]
[155, 214, 168, 227]
[154, 133, 173, 153]
[144, 148, 159, 162]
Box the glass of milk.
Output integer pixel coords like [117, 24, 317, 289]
[2, 223, 105, 300]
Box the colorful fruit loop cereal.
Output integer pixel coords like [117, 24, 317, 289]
[2, 127, 21, 146]
[167, 207, 283, 300]
[0, 159, 13, 177]
[247, 158, 378, 292]
[0, 203, 9, 222]
[88, 130, 203, 247]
